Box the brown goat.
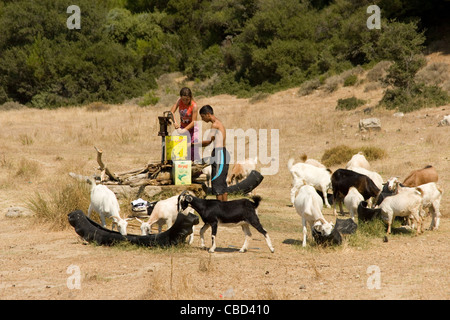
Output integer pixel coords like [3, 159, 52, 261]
[227, 157, 257, 185]
[403, 165, 438, 187]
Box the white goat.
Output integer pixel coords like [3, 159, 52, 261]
[344, 186, 364, 221]
[293, 184, 334, 247]
[202, 165, 212, 187]
[346, 152, 371, 170]
[388, 178, 443, 230]
[379, 185, 423, 235]
[288, 158, 332, 207]
[300, 153, 326, 168]
[136, 194, 195, 244]
[418, 182, 443, 230]
[87, 179, 129, 235]
[386, 178, 443, 230]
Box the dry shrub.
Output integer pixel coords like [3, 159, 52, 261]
[364, 82, 382, 92]
[442, 80, 450, 94]
[16, 158, 41, 180]
[0, 101, 27, 111]
[359, 146, 387, 162]
[415, 62, 450, 86]
[366, 61, 392, 82]
[19, 133, 34, 146]
[27, 180, 91, 230]
[323, 75, 343, 93]
[249, 92, 270, 103]
[298, 78, 321, 96]
[321, 145, 354, 167]
[321, 145, 386, 167]
[85, 102, 111, 112]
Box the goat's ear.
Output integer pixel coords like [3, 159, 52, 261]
[415, 187, 423, 195]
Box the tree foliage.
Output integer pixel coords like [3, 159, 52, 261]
[0, 0, 448, 108]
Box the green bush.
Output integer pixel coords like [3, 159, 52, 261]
[343, 74, 358, 86]
[0, 0, 443, 107]
[0, 0, 156, 108]
[336, 96, 366, 110]
[380, 84, 450, 113]
[138, 90, 160, 106]
[374, 21, 448, 112]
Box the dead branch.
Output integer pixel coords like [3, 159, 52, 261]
[68, 148, 209, 192]
[68, 172, 91, 183]
[94, 146, 120, 182]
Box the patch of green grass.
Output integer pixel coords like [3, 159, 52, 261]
[343, 74, 358, 87]
[336, 96, 366, 110]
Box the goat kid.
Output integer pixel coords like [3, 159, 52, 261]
[227, 156, 258, 185]
[178, 193, 274, 253]
[87, 178, 130, 235]
[344, 186, 364, 221]
[379, 186, 423, 235]
[136, 194, 195, 244]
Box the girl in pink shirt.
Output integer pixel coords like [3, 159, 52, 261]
[170, 87, 199, 162]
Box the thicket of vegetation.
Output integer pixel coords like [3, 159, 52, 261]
[0, 0, 449, 110]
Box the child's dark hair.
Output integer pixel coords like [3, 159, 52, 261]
[200, 105, 214, 115]
[180, 87, 192, 98]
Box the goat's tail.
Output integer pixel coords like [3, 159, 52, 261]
[300, 153, 308, 162]
[251, 195, 262, 208]
[287, 158, 295, 171]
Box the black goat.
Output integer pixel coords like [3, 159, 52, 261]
[331, 169, 380, 216]
[357, 201, 381, 222]
[178, 193, 274, 253]
[374, 180, 405, 206]
[312, 218, 358, 246]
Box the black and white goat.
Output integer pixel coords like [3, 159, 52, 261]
[331, 169, 380, 216]
[178, 192, 274, 253]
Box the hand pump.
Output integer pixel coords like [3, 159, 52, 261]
[158, 111, 174, 163]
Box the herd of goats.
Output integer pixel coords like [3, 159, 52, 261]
[70, 152, 443, 253]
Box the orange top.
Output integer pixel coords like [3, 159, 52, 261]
[178, 98, 197, 129]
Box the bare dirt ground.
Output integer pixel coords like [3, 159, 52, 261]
[1, 62, 449, 300]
